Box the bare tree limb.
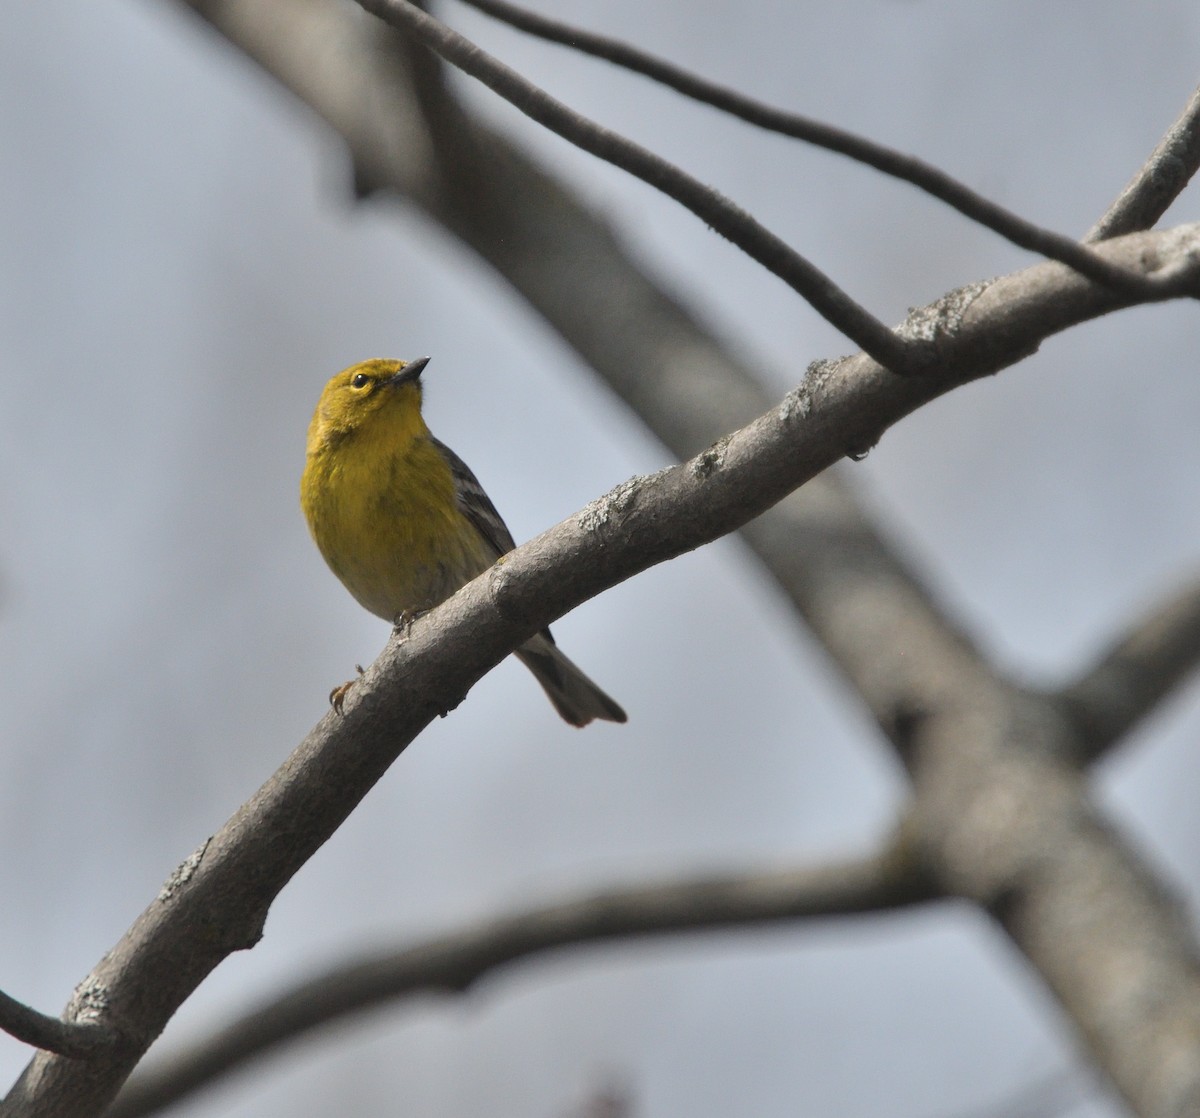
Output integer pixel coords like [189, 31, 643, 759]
[352, 0, 924, 371]
[110, 845, 934, 1117]
[0, 990, 118, 1061]
[391, 56, 1200, 1104]
[1087, 84, 1200, 242]
[143, 12, 1200, 1113]
[1054, 575, 1200, 762]
[7, 217, 1200, 1115]
[10, 7, 1197, 1116]
[171, 0, 978, 707]
[451, 0, 1171, 297]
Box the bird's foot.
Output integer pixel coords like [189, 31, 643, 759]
[329, 664, 366, 713]
[393, 608, 430, 640]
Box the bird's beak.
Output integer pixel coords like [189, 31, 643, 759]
[388, 355, 431, 387]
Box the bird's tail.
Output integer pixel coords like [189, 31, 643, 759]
[516, 633, 627, 727]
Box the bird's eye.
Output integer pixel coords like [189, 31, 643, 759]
[351, 372, 371, 389]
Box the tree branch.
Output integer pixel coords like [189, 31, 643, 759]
[352, 0, 922, 370]
[1054, 575, 1200, 762]
[15, 8, 1199, 1115]
[7, 219, 1200, 1115]
[1087, 84, 1200, 242]
[172, 0, 991, 733]
[110, 844, 935, 1118]
[139, 14, 1200, 1111]
[451, 0, 1168, 296]
[0, 990, 118, 1061]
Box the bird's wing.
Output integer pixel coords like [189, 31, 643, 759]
[432, 436, 518, 558]
[433, 436, 560, 648]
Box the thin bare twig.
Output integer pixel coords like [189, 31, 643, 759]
[1055, 575, 1200, 762]
[110, 848, 934, 1117]
[452, 0, 1164, 298]
[0, 990, 117, 1061]
[351, 0, 917, 371]
[1087, 84, 1200, 242]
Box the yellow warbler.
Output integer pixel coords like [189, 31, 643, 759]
[301, 357, 626, 727]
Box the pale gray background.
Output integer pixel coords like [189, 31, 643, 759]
[2, 2, 1199, 1116]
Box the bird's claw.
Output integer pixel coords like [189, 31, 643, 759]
[393, 608, 430, 639]
[329, 664, 366, 713]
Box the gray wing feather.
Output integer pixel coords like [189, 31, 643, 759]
[432, 436, 517, 557]
[432, 439, 624, 724]
[432, 436, 559, 648]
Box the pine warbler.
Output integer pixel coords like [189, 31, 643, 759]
[301, 357, 626, 727]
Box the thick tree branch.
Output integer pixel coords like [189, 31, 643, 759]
[451, 0, 1169, 296]
[1087, 84, 1200, 242]
[16, 8, 1198, 1116]
[171, 0, 973, 701]
[110, 844, 935, 1117]
[1054, 576, 1200, 762]
[351, 29, 1200, 1110]
[0, 991, 118, 1061]
[138, 11, 1200, 1114]
[7, 220, 1200, 1116]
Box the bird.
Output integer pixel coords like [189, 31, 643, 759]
[301, 356, 627, 727]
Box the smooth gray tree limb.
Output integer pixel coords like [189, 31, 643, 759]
[6, 5, 1198, 1117]
[109, 843, 935, 1117]
[5, 217, 1199, 1116]
[1056, 576, 1200, 762]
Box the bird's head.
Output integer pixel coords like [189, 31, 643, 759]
[307, 356, 431, 452]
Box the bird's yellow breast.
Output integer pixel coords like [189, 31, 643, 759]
[301, 411, 492, 620]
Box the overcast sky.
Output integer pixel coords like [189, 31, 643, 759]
[2, 3, 1199, 1117]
